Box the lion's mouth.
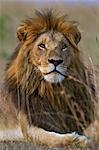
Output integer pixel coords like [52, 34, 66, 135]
[41, 66, 68, 83]
[44, 68, 66, 77]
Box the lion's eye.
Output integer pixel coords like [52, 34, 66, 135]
[38, 43, 46, 50]
[62, 44, 68, 51]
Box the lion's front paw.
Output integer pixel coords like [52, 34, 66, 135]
[76, 134, 91, 147]
[64, 132, 91, 147]
[64, 132, 81, 144]
[69, 132, 91, 147]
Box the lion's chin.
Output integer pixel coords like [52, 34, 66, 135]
[44, 72, 65, 83]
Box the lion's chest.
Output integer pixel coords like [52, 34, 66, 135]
[23, 82, 94, 134]
[27, 89, 84, 134]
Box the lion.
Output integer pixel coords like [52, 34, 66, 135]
[0, 10, 98, 148]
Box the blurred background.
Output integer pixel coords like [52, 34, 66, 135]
[0, 0, 99, 79]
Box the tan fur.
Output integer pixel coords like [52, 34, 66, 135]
[0, 10, 98, 148]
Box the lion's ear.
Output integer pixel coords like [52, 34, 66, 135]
[17, 24, 28, 41]
[72, 22, 81, 44]
[74, 28, 81, 45]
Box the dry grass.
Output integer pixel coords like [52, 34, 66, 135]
[0, 141, 99, 150]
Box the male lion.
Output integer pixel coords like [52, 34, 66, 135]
[0, 10, 97, 148]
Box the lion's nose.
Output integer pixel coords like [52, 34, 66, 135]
[48, 59, 63, 66]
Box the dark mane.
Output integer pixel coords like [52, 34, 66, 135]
[17, 9, 81, 45]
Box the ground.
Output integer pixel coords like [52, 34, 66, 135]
[0, 141, 99, 150]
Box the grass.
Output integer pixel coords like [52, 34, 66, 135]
[0, 141, 99, 150]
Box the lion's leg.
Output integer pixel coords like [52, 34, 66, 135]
[27, 126, 89, 148]
[0, 115, 90, 147]
[19, 112, 90, 148]
[0, 108, 90, 147]
[0, 125, 90, 148]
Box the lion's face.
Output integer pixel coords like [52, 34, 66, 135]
[16, 11, 81, 83]
[30, 31, 71, 83]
